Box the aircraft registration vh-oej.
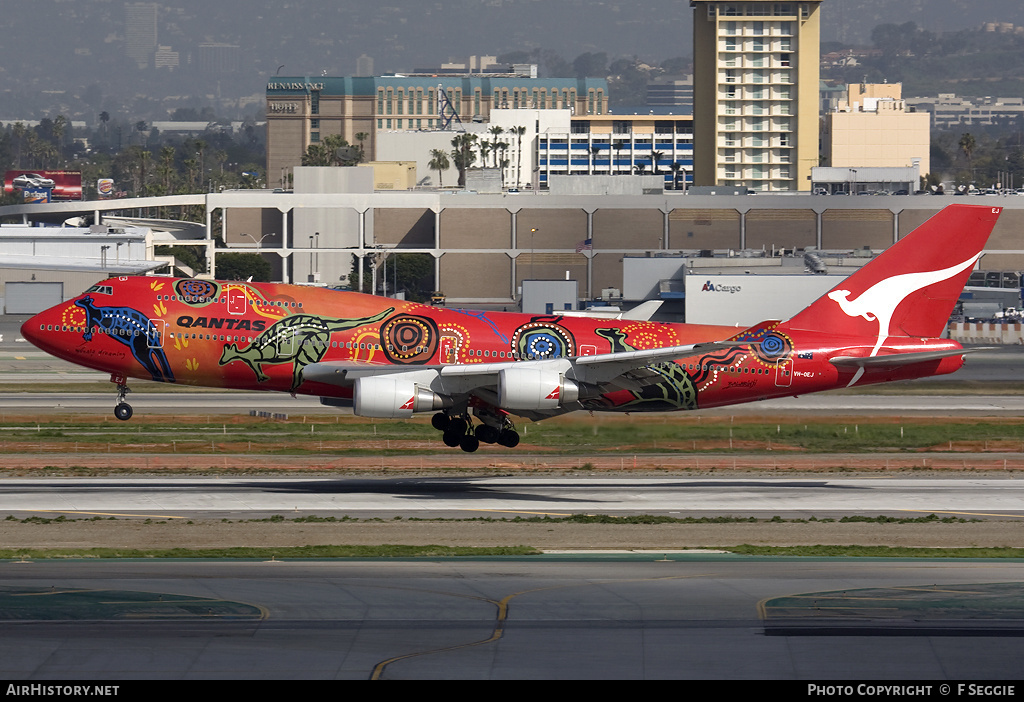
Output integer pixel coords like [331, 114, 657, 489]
[22, 204, 1002, 452]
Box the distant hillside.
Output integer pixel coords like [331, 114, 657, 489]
[823, 23, 1024, 98]
[826, 0, 1024, 44]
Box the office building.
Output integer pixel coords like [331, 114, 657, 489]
[266, 75, 609, 186]
[821, 82, 930, 184]
[124, 2, 158, 69]
[690, 1, 822, 191]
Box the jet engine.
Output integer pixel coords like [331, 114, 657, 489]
[497, 366, 580, 411]
[353, 375, 450, 418]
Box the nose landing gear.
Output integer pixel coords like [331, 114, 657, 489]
[111, 374, 133, 421]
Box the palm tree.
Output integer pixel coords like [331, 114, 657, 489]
[24, 132, 40, 168]
[354, 132, 369, 160]
[52, 115, 67, 165]
[194, 138, 208, 185]
[159, 146, 177, 196]
[649, 150, 664, 175]
[134, 121, 148, 146]
[488, 125, 505, 168]
[589, 145, 604, 174]
[513, 126, 527, 188]
[98, 112, 109, 150]
[137, 149, 151, 196]
[450, 133, 478, 187]
[613, 139, 626, 175]
[183, 157, 198, 190]
[301, 143, 332, 166]
[428, 148, 450, 187]
[670, 162, 683, 190]
[214, 149, 229, 176]
[498, 158, 510, 189]
[959, 133, 977, 170]
[480, 142, 492, 170]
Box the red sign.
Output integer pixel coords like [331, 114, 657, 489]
[4, 170, 82, 201]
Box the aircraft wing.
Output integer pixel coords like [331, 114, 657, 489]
[302, 339, 745, 393]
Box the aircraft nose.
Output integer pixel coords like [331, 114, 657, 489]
[21, 309, 57, 351]
[21, 314, 43, 349]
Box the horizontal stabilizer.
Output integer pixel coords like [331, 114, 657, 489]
[829, 347, 991, 369]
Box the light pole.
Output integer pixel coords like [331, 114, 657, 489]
[241, 232, 275, 250]
[302, 232, 321, 282]
[530, 228, 538, 280]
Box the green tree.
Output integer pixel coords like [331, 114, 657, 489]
[450, 132, 478, 187]
[959, 133, 977, 169]
[428, 148, 450, 187]
[354, 132, 369, 160]
[155, 245, 207, 275]
[649, 150, 664, 175]
[215, 252, 272, 282]
[488, 125, 505, 167]
[389, 253, 435, 301]
[52, 115, 67, 165]
[512, 126, 527, 188]
[573, 52, 608, 78]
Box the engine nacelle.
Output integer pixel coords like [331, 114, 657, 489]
[353, 375, 449, 418]
[498, 366, 580, 411]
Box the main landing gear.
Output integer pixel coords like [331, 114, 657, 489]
[431, 411, 520, 452]
[111, 374, 133, 421]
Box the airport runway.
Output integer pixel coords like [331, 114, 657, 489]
[2, 558, 1024, 680]
[2, 390, 1024, 418]
[3, 475, 1024, 520]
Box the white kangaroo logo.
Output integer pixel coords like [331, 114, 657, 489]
[828, 253, 980, 385]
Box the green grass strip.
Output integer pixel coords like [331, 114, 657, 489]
[0, 545, 540, 559]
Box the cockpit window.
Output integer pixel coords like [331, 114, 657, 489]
[85, 285, 114, 295]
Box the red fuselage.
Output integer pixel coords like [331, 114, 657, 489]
[22, 275, 965, 415]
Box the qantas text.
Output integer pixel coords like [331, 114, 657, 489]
[176, 316, 267, 332]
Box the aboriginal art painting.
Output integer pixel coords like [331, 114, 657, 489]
[220, 308, 395, 391]
[74, 295, 174, 383]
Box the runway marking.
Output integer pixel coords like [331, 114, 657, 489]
[890, 586, 989, 595]
[29, 510, 188, 520]
[369, 573, 716, 680]
[13, 590, 87, 597]
[901, 509, 1024, 519]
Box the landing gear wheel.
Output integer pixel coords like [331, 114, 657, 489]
[114, 403, 133, 421]
[459, 434, 480, 453]
[442, 430, 463, 447]
[431, 412, 451, 431]
[497, 430, 520, 448]
[475, 425, 500, 444]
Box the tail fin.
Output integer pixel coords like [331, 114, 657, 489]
[781, 204, 1001, 350]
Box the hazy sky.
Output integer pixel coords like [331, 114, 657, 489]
[2, 0, 1023, 121]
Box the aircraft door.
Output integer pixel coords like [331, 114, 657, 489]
[439, 335, 458, 364]
[227, 287, 247, 315]
[775, 359, 792, 387]
[147, 319, 166, 349]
